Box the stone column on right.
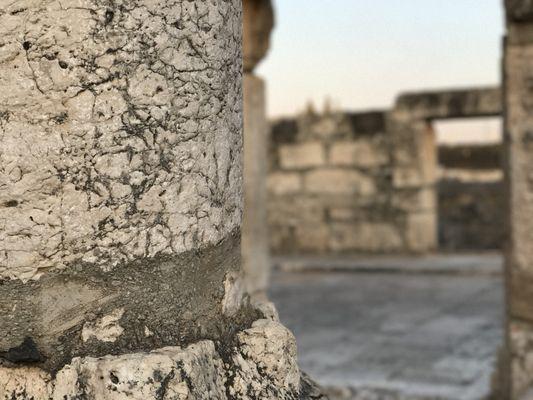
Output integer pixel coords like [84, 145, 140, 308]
[503, 1, 533, 398]
[242, 0, 275, 297]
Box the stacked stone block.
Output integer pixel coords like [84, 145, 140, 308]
[268, 88, 502, 255]
[268, 110, 405, 254]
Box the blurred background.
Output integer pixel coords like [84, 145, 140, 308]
[243, 1, 506, 399]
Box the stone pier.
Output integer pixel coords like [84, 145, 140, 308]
[502, 1, 533, 398]
[0, 1, 317, 398]
[242, 0, 274, 296]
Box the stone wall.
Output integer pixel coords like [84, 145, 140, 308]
[268, 110, 407, 254]
[268, 88, 502, 255]
[437, 144, 505, 251]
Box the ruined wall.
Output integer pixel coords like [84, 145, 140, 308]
[268, 110, 408, 254]
[268, 88, 502, 255]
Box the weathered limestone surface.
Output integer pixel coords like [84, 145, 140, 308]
[0, 0, 249, 373]
[503, 3, 533, 398]
[0, 0, 242, 283]
[0, 2, 323, 399]
[0, 311, 327, 399]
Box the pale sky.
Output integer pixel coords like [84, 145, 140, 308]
[256, 0, 505, 122]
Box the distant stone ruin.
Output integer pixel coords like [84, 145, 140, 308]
[267, 88, 502, 254]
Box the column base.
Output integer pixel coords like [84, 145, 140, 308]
[1, 301, 327, 400]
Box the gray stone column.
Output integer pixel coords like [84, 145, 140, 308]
[503, 1, 533, 398]
[242, 0, 274, 296]
[0, 1, 314, 398]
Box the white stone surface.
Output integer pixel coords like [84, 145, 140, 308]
[0, 0, 243, 281]
[304, 169, 376, 196]
[329, 141, 388, 168]
[0, 319, 307, 400]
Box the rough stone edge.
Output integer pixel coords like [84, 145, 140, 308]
[0, 300, 328, 400]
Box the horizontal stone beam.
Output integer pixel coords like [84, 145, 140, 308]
[395, 87, 502, 120]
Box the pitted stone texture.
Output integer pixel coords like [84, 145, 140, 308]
[243, 0, 274, 72]
[52, 342, 227, 400]
[229, 319, 301, 399]
[0, 366, 51, 400]
[0, 0, 243, 281]
[0, 319, 323, 400]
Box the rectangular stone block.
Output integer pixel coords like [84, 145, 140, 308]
[304, 169, 376, 196]
[329, 141, 388, 168]
[278, 142, 326, 170]
[329, 207, 358, 221]
[392, 187, 436, 213]
[267, 172, 302, 196]
[329, 222, 403, 253]
[267, 197, 325, 226]
[405, 212, 437, 253]
[294, 223, 330, 253]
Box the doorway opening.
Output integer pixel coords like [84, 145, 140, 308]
[433, 117, 504, 251]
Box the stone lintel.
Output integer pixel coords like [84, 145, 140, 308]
[395, 87, 502, 120]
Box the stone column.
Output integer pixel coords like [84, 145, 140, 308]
[242, 0, 274, 296]
[503, 1, 533, 398]
[0, 1, 314, 398]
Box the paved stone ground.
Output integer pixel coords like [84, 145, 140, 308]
[269, 254, 504, 400]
